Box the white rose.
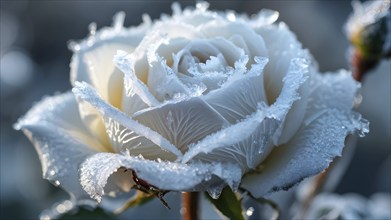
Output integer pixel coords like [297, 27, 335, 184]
[15, 2, 368, 209]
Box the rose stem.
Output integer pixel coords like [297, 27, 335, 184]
[182, 192, 199, 220]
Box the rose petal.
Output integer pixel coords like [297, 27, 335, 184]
[133, 97, 230, 153]
[268, 58, 310, 145]
[70, 18, 148, 105]
[114, 51, 160, 116]
[105, 117, 177, 161]
[131, 22, 203, 83]
[72, 82, 183, 158]
[201, 20, 268, 66]
[69, 19, 148, 147]
[241, 71, 368, 198]
[80, 152, 242, 202]
[14, 92, 99, 205]
[203, 57, 268, 123]
[182, 107, 279, 171]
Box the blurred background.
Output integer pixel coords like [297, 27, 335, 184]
[1, 0, 390, 219]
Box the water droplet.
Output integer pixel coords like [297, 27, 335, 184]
[49, 170, 56, 176]
[157, 158, 162, 163]
[196, 1, 209, 11]
[88, 22, 97, 36]
[54, 180, 60, 186]
[226, 11, 236, 21]
[56, 204, 66, 214]
[67, 41, 80, 52]
[246, 207, 255, 216]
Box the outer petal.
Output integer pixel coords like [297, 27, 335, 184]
[241, 72, 369, 198]
[70, 14, 149, 148]
[133, 97, 229, 153]
[72, 82, 182, 159]
[182, 108, 279, 171]
[14, 92, 100, 205]
[80, 152, 242, 202]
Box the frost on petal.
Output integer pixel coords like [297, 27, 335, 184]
[72, 82, 182, 158]
[201, 20, 267, 67]
[69, 20, 149, 148]
[241, 71, 369, 198]
[182, 107, 279, 172]
[203, 58, 268, 123]
[70, 13, 148, 106]
[14, 92, 99, 205]
[267, 58, 309, 145]
[133, 97, 229, 153]
[114, 51, 160, 116]
[80, 153, 242, 202]
[242, 108, 366, 198]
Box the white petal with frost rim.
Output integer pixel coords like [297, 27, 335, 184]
[80, 152, 242, 202]
[14, 92, 100, 205]
[72, 82, 182, 158]
[182, 108, 279, 171]
[133, 97, 229, 153]
[241, 72, 368, 197]
[203, 57, 268, 123]
[114, 51, 160, 116]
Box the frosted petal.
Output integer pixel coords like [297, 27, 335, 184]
[70, 14, 148, 95]
[267, 58, 309, 145]
[131, 22, 203, 83]
[72, 82, 182, 158]
[69, 18, 148, 147]
[203, 58, 268, 123]
[241, 71, 368, 198]
[133, 97, 229, 153]
[105, 117, 177, 161]
[201, 20, 267, 66]
[147, 54, 191, 101]
[182, 107, 279, 171]
[14, 92, 99, 205]
[80, 152, 242, 202]
[241, 108, 364, 197]
[114, 51, 160, 116]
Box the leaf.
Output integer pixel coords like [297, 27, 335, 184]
[114, 191, 155, 215]
[205, 187, 245, 220]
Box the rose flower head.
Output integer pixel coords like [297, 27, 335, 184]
[15, 2, 369, 215]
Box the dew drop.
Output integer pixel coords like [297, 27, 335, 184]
[88, 22, 97, 36]
[49, 170, 56, 176]
[55, 204, 66, 214]
[226, 11, 236, 21]
[67, 41, 80, 52]
[54, 180, 60, 187]
[196, 1, 209, 11]
[246, 207, 255, 217]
